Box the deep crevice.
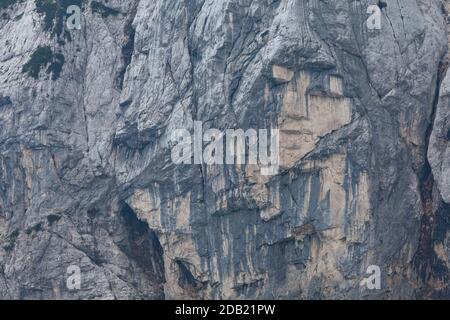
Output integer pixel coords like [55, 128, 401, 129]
[118, 202, 166, 288]
[116, 7, 136, 90]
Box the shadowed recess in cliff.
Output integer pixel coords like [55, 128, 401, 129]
[118, 202, 165, 284]
[175, 259, 204, 294]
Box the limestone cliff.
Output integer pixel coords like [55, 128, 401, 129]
[0, 0, 450, 299]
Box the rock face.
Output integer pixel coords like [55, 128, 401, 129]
[0, 0, 450, 299]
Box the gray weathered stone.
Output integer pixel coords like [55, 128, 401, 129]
[0, 0, 450, 299]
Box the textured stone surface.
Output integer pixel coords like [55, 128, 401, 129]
[0, 0, 450, 299]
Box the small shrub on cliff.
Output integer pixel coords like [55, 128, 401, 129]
[22, 46, 65, 80]
[48, 52, 65, 80]
[25, 223, 43, 235]
[22, 46, 53, 79]
[47, 214, 61, 226]
[35, 0, 85, 37]
[35, 0, 58, 31]
[0, 0, 23, 11]
[3, 229, 19, 252]
[91, 1, 120, 18]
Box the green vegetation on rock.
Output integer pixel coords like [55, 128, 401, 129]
[22, 46, 65, 80]
[35, 0, 85, 37]
[22, 46, 53, 79]
[91, 1, 120, 18]
[3, 229, 19, 252]
[47, 214, 61, 226]
[0, 0, 23, 11]
[49, 52, 65, 80]
[35, 0, 58, 31]
[25, 223, 43, 235]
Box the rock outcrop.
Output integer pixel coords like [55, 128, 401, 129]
[0, 0, 450, 299]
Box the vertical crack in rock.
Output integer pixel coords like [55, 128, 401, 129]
[116, 5, 137, 90]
